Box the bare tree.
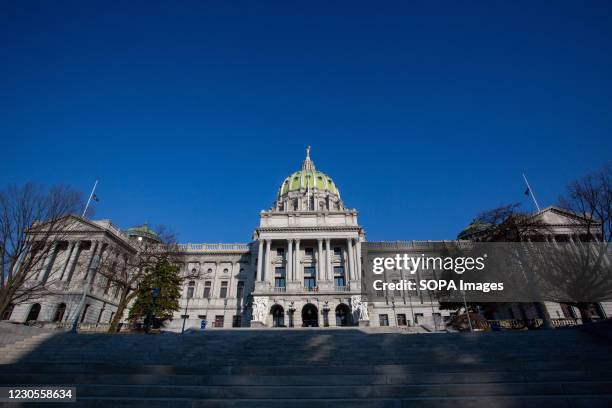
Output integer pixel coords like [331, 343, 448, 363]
[556, 162, 612, 322]
[0, 183, 83, 319]
[559, 162, 611, 243]
[462, 203, 552, 242]
[95, 225, 191, 332]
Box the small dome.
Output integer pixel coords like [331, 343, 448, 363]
[457, 220, 491, 240]
[125, 223, 161, 243]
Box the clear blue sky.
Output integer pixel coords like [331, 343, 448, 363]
[1, 1, 611, 243]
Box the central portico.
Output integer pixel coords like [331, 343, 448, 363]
[251, 148, 365, 327]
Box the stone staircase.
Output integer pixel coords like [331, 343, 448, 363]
[0, 326, 611, 407]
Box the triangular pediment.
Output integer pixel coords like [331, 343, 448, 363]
[532, 206, 598, 226]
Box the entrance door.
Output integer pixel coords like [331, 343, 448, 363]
[271, 305, 285, 327]
[335, 304, 351, 326]
[302, 304, 319, 327]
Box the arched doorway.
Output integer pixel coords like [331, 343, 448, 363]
[1, 303, 15, 321]
[302, 304, 319, 327]
[26, 303, 41, 322]
[53, 303, 66, 322]
[270, 304, 285, 327]
[336, 304, 351, 326]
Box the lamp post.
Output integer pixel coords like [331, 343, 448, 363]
[462, 290, 473, 332]
[391, 297, 397, 328]
[322, 301, 330, 327]
[181, 295, 191, 334]
[288, 302, 295, 328]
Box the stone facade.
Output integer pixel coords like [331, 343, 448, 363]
[4, 148, 610, 329]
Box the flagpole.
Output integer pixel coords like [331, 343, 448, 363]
[82, 180, 98, 218]
[522, 173, 541, 212]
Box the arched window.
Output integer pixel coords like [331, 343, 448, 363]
[26, 303, 41, 322]
[187, 280, 195, 299]
[53, 303, 66, 322]
[1, 303, 15, 321]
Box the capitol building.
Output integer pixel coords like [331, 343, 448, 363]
[4, 148, 609, 330]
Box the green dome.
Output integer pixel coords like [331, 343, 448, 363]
[277, 146, 340, 197]
[457, 220, 491, 239]
[125, 223, 160, 242]
[279, 170, 339, 196]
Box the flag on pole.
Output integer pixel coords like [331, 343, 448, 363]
[92, 194, 100, 202]
[524, 187, 530, 196]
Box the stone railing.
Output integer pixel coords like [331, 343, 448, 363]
[334, 286, 351, 292]
[473, 318, 582, 331]
[551, 317, 582, 327]
[177, 243, 251, 252]
[54, 322, 112, 332]
[273, 287, 287, 293]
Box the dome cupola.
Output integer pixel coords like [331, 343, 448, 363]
[274, 147, 344, 212]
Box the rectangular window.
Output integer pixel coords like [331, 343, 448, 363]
[392, 279, 400, 293]
[276, 248, 285, 257]
[214, 315, 224, 328]
[187, 281, 195, 299]
[219, 281, 228, 298]
[236, 281, 244, 298]
[334, 266, 345, 287]
[304, 277, 316, 291]
[232, 315, 241, 327]
[333, 247, 342, 256]
[379, 314, 389, 326]
[275, 277, 286, 288]
[203, 281, 212, 298]
[397, 314, 407, 326]
[303, 266, 315, 276]
[414, 313, 424, 324]
[305, 247, 313, 256]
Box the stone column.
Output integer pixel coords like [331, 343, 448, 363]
[355, 238, 362, 281]
[294, 239, 301, 284]
[265, 239, 271, 286]
[59, 242, 76, 281]
[64, 241, 82, 284]
[325, 239, 332, 281]
[347, 238, 355, 281]
[229, 261, 238, 298]
[256, 240, 264, 282]
[287, 239, 293, 282]
[39, 242, 57, 281]
[317, 239, 323, 282]
[80, 241, 99, 281]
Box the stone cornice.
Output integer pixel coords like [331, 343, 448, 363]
[257, 226, 362, 233]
